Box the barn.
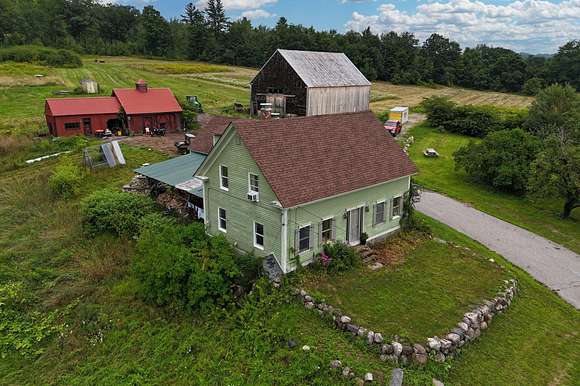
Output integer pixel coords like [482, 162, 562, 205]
[250, 49, 371, 117]
[45, 80, 183, 137]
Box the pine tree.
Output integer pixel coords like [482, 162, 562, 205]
[181, 2, 207, 60]
[206, 0, 228, 35]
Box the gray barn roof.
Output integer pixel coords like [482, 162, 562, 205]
[273, 49, 371, 88]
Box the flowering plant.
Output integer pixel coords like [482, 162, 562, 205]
[319, 252, 331, 266]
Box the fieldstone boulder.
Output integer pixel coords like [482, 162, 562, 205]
[465, 312, 479, 325]
[304, 295, 313, 302]
[302, 345, 310, 351]
[342, 367, 351, 378]
[439, 339, 452, 351]
[305, 302, 314, 309]
[367, 331, 375, 345]
[480, 321, 488, 330]
[427, 337, 441, 351]
[466, 328, 475, 340]
[346, 324, 359, 334]
[364, 372, 374, 382]
[434, 352, 446, 362]
[413, 344, 426, 354]
[330, 360, 342, 369]
[380, 354, 388, 362]
[390, 368, 404, 386]
[381, 344, 394, 354]
[412, 352, 428, 365]
[433, 378, 445, 386]
[474, 328, 481, 338]
[340, 315, 352, 324]
[357, 327, 367, 337]
[457, 322, 469, 332]
[299, 289, 307, 297]
[402, 345, 413, 356]
[392, 342, 403, 357]
[446, 333, 461, 345]
[374, 333, 384, 344]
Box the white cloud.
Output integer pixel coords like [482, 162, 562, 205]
[345, 0, 580, 53]
[240, 9, 276, 19]
[196, 0, 277, 10]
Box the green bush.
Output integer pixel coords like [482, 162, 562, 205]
[81, 189, 157, 237]
[454, 129, 541, 194]
[132, 214, 242, 312]
[421, 96, 527, 137]
[48, 162, 82, 199]
[320, 241, 361, 273]
[0, 45, 82, 68]
[522, 77, 546, 96]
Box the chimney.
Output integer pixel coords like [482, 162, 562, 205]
[135, 79, 148, 92]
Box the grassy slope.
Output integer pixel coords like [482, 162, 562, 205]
[420, 215, 580, 386]
[0, 150, 577, 385]
[303, 238, 509, 342]
[407, 124, 580, 254]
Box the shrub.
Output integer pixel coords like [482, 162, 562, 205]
[48, 162, 82, 199]
[522, 77, 546, 96]
[454, 129, 541, 194]
[81, 189, 157, 237]
[132, 214, 242, 312]
[0, 45, 82, 68]
[421, 96, 527, 137]
[320, 241, 360, 273]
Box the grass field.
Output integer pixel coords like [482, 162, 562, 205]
[302, 234, 509, 342]
[407, 124, 580, 254]
[0, 56, 533, 136]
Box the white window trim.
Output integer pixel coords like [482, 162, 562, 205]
[297, 223, 312, 255]
[391, 195, 403, 220]
[248, 172, 259, 193]
[219, 165, 229, 191]
[218, 207, 227, 233]
[253, 221, 264, 250]
[374, 200, 386, 226]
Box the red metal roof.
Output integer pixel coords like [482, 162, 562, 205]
[233, 112, 418, 208]
[45, 97, 120, 117]
[112, 88, 182, 115]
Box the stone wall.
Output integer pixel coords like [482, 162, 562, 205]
[296, 278, 518, 365]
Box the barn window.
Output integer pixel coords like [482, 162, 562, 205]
[64, 122, 80, 130]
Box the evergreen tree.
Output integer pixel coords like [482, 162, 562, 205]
[181, 3, 207, 60]
[205, 0, 228, 36]
[138, 5, 171, 57]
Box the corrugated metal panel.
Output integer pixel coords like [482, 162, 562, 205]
[134, 152, 207, 197]
[307, 86, 370, 116]
[277, 49, 371, 88]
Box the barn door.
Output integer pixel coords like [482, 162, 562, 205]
[266, 94, 286, 116]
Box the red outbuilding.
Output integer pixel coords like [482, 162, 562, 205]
[45, 80, 183, 137]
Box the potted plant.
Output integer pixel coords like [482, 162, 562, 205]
[360, 232, 368, 245]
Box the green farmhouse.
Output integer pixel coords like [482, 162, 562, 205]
[195, 111, 417, 274]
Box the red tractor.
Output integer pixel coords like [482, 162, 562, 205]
[384, 120, 402, 137]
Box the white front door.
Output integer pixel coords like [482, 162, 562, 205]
[347, 207, 363, 245]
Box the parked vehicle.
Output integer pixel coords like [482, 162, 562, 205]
[384, 120, 402, 136]
[424, 148, 440, 157]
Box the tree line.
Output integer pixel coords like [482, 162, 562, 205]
[0, 0, 579, 94]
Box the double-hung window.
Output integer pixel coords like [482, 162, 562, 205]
[391, 196, 403, 218]
[374, 201, 386, 226]
[218, 208, 227, 232]
[220, 165, 229, 191]
[320, 218, 334, 243]
[249, 173, 259, 193]
[254, 222, 264, 249]
[298, 225, 311, 253]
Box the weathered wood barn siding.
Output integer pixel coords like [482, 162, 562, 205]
[250, 49, 371, 117]
[250, 51, 308, 116]
[307, 86, 370, 116]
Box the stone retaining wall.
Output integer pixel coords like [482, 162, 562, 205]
[297, 279, 518, 365]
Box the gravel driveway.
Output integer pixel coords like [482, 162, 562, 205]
[416, 190, 580, 309]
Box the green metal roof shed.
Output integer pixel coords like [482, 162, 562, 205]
[134, 152, 206, 197]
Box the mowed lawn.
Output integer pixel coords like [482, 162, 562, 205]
[302, 235, 509, 342]
[407, 124, 580, 254]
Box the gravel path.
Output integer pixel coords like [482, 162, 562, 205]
[416, 190, 580, 309]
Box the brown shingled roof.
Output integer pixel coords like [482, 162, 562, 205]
[190, 115, 239, 155]
[233, 111, 417, 208]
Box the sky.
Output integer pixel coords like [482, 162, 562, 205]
[110, 0, 580, 54]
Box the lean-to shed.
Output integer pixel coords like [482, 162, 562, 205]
[250, 49, 371, 117]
